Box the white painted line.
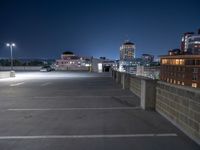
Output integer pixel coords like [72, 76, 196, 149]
[10, 82, 25, 87]
[41, 82, 52, 87]
[0, 133, 177, 140]
[32, 95, 135, 99]
[7, 107, 141, 111]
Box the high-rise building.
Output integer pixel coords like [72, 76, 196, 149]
[187, 35, 200, 55]
[180, 29, 200, 54]
[180, 32, 194, 52]
[120, 41, 135, 61]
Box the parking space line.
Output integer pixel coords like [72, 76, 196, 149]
[7, 107, 141, 111]
[41, 82, 52, 86]
[32, 96, 136, 99]
[10, 82, 25, 87]
[0, 133, 177, 140]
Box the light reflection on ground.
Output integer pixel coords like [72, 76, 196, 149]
[0, 71, 110, 82]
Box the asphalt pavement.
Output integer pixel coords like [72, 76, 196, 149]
[0, 71, 199, 150]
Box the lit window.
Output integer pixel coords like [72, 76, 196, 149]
[162, 59, 167, 64]
[180, 59, 185, 65]
[175, 59, 180, 65]
[182, 82, 185, 85]
[174, 80, 176, 84]
[177, 81, 180, 85]
[192, 83, 197, 88]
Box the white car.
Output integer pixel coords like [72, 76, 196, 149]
[40, 66, 54, 72]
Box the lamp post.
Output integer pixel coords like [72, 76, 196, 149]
[6, 43, 15, 71]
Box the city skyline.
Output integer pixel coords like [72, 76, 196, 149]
[0, 0, 200, 59]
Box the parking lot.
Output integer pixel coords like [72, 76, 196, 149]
[0, 72, 199, 150]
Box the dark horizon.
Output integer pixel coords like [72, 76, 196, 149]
[0, 0, 200, 60]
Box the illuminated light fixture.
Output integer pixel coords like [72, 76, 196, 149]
[6, 43, 16, 71]
[192, 83, 197, 88]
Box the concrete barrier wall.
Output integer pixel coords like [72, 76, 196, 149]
[112, 70, 200, 144]
[112, 70, 157, 110]
[156, 81, 200, 144]
[56, 66, 89, 71]
[130, 76, 141, 98]
[120, 73, 131, 89]
[0, 71, 15, 79]
[0, 72, 10, 79]
[0, 66, 42, 71]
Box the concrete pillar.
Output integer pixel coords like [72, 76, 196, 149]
[10, 71, 15, 77]
[121, 73, 130, 89]
[112, 70, 116, 80]
[116, 71, 121, 84]
[141, 79, 157, 110]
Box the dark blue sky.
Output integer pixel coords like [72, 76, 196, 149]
[0, 0, 200, 59]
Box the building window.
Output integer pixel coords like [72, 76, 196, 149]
[174, 80, 176, 84]
[180, 59, 185, 65]
[177, 81, 180, 85]
[192, 74, 198, 81]
[192, 83, 197, 88]
[193, 68, 198, 73]
[162, 59, 167, 64]
[182, 82, 185, 85]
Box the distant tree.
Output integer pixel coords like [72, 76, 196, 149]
[62, 51, 74, 55]
[13, 60, 23, 66]
[0, 59, 10, 66]
[28, 60, 44, 66]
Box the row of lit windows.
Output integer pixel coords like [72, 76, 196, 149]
[166, 78, 185, 85]
[161, 59, 185, 65]
[162, 59, 200, 66]
[165, 78, 198, 88]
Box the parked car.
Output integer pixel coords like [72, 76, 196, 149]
[40, 66, 55, 72]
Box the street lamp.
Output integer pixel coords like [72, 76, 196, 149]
[6, 43, 15, 71]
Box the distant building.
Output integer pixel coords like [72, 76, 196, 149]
[141, 54, 154, 63]
[181, 32, 194, 52]
[92, 57, 115, 73]
[180, 29, 200, 55]
[120, 41, 135, 61]
[187, 35, 200, 55]
[56, 51, 91, 71]
[160, 55, 200, 88]
[168, 49, 182, 56]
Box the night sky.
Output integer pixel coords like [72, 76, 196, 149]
[0, 0, 200, 60]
